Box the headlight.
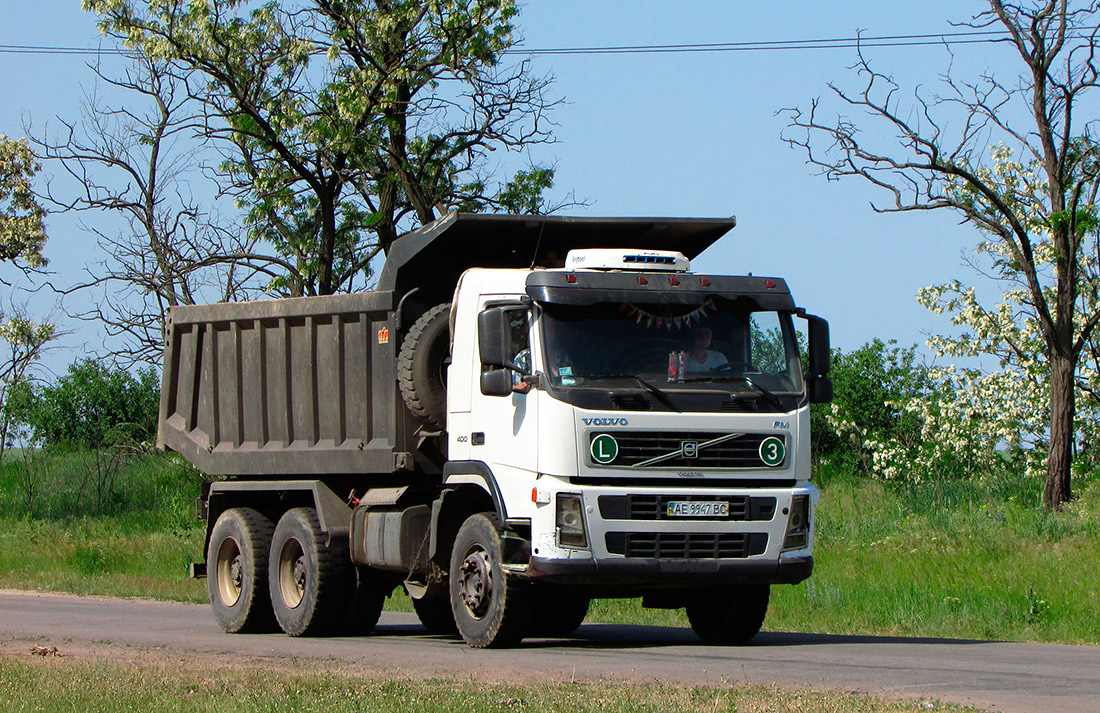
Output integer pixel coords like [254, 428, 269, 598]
[782, 494, 810, 551]
[556, 493, 588, 548]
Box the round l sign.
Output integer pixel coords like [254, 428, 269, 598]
[591, 434, 619, 464]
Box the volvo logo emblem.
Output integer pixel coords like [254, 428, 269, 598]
[681, 441, 698, 458]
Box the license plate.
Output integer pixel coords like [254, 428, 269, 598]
[667, 501, 729, 517]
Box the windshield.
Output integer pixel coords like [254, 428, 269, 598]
[538, 298, 803, 394]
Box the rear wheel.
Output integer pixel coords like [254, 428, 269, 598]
[207, 507, 276, 633]
[340, 566, 392, 636]
[686, 584, 770, 644]
[412, 596, 459, 636]
[449, 513, 531, 648]
[269, 507, 352, 637]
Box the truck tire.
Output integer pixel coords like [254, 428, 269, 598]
[340, 565, 391, 636]
[397, 302, 451, 429]
[412, 596, 459, 636]
[449, 513, 531, 648]
[207, 507, 277, 634]
[269, 507, 352, 637]
[685, 584, 770, 644]
[529, 587, 590, 637]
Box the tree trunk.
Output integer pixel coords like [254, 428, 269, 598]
[317, 190, 337, 296]
[1044, 353, 1075, 509]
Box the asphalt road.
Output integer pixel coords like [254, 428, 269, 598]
[1, 590, 1097, 713]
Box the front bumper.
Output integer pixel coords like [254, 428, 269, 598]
[523, 554, 812, 587]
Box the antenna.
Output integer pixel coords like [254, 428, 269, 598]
[528, 219, 547, 269]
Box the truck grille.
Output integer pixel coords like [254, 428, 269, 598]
[605, 532, 768, 559]
[598, 494, 777, 521]
[589, 431, 783, 468]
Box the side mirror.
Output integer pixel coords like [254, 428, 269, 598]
[808, 374, 834, 404]
[480, 368, 513, 397]
[806, 315, 831, 377]
[478, 307, 512, 368]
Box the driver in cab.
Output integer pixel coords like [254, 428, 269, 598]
[686, 325, 727, 373]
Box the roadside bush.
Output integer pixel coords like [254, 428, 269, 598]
[7, 358, 159, 449]
[813, 340, 930, 476]
[0, 448, 204, 522]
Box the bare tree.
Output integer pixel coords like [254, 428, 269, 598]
[782, 0, 1100, 508]
[34, 57, 272, 365]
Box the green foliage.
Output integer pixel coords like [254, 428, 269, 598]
[86, 0, 559, 296]
[0, 310, 57, 457]
[779, 472, 1100, 644]
[0, 134, 47, 269]
[480, 167, 557, 215]
[813, 340, 930, 474]
[785, 3, 1100, 507]
[9, 359, 159, 449]
[0, 446, 202, 522]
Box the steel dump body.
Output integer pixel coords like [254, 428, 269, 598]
[158, 290, 407, 476]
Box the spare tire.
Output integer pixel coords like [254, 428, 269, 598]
[398, 302, 451, 429]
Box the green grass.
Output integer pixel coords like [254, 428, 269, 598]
[0, 654, 982, 713]
[0, 517, 205, 601]
[0, 448, 208, 602]
[769, 470, 1100, 644]
[1, 448, 1099, 644]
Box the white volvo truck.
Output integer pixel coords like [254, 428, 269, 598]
[160, 213, 832, 648]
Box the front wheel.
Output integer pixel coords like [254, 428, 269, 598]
[449, 513, 531, 648]
[686, 584, 770, 644]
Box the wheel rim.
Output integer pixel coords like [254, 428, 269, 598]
[215, 537, 243, 607]
[458, 544, 493, 620]
[277, 538, 307, 609]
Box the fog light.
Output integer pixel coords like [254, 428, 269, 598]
[556, 493, 588, 548]
[782, 494, 810, 551]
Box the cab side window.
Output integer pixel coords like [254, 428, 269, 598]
[508, 309, 532, 378]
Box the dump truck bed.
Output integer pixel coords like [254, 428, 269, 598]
[158, 291, 404, 476]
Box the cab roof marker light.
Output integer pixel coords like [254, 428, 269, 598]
[766, 279, 776, 289]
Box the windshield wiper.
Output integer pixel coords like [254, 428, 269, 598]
[684, 374, 786, 411]
[582, 373, 681, 412]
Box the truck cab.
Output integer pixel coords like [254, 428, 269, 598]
[440, 248, 829, 642]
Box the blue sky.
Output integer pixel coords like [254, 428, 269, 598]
[1, 1, 1017, 371]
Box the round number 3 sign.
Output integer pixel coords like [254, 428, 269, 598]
[759, 436, 785, 467]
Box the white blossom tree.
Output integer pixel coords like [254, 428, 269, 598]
[0, 136, 48, 270]
[784, 1, 1100, 509]
[0, 137, 56, 456]
[0, 312, 56, 460]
